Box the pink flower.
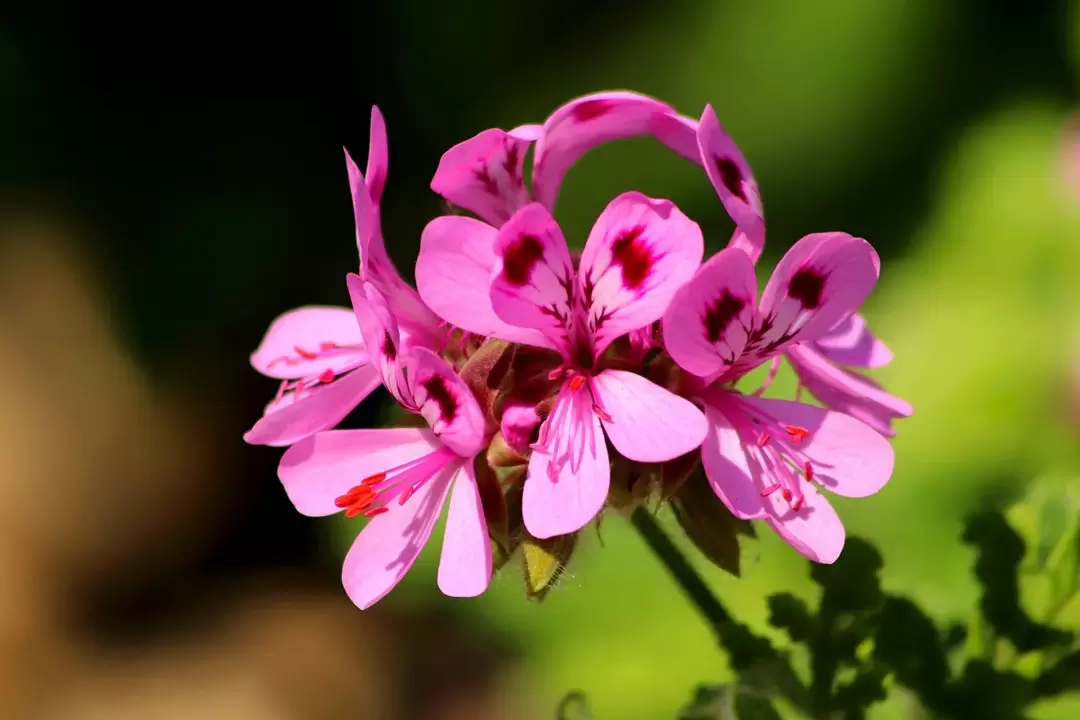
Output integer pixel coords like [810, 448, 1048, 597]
[662, 238, 894, 563]
[417, 192, 709, 538]
[277, 279, 491, 609]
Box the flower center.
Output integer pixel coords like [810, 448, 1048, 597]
[333, 447, 456, 518]
[731, 398, 814, 512]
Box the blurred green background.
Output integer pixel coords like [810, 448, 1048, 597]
[3, 1, 1080, 718]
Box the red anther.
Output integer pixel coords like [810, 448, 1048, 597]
[756, 431, 771, 447]
[344, 506, 365, 518]
[320, 342, 338, 351]
[783, 425, 810, 443]
[398, 485, 415, 505]
[318, 369, 335, 384]
[361, 473, 387, 487]
[760, 483, 781, 497]
[803, 462, 814, 483]
[363, 506, 390, 518]
[592, 403, 612, 422]
[781, 488, 793, 502]
[548, 368, 565, 381]
[295, 345, 318, 360]
[568, 375, 587, 392]
[791, 495, 804, 512]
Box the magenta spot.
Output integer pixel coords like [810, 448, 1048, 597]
[381, 333, 397, 360]
[714, 157, 748, 203]
[787, 268, 826, 309]
[422, 376, 457, 423]
[572, 99, 615, 123]
[610, 226, 652, 289]
[473, 167, 499, 196]
[502, 234, 545, 285]
[704, 292, 746, 344]
[502, 142, 522, 178]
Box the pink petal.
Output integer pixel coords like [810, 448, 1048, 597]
[579, 192, 704, 354]
[786, 344, 911, 437]
[649, 111, 704, 165]
[430, 128, 533, 227]
[509, 123, 543, 141]
[590, 369, 707, 462]
[407, 347, 486, 457]
[699, 405, 767, 519]
[662, 248, 757, 378]
[345, 146, 375, 259]
[437, 461, 493, 598]
[341, 461, 457, 609]
[277, 427, 441, 516]
[755, 232, 880, 353]
[250, 306, 367, 380]
[243, 365, 381, 447]
[347, 274, 412, 409]
[764, 482, 846, 564]
[500, 400, 541, 455]
[532, 91, 682, 209]
[366, 106, 389, 205]
[813, 314, 893, 368]
[522, 385, 609, 538]
[415, 215, 549, 347]
[697, 105, 765, 262]
[489, 203, 576, 354]
[739, 396, 895, 498]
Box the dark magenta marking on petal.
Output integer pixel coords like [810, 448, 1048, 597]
[502, 142, 522, 178]
[610, 226, 652, 289]
[787, 268, 826, 309]
[423, 376, 457, 423]
[502, 234, 546, 286]
[381, 333, 397, 360]
[704, 292, 746, 344]
[472, 167, 499, 196]
[572, 99, 615, 123]
[714, 157, 748, 203]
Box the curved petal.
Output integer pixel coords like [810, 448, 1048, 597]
[490, 203, 575, 354]
[366, 106, 389, 205]
[591, 369, 706, 462]
[649, 111, 703, 165]
[739, 396, 895, 498]
[753, 232, 880, 354]
[522, 385, 609, 538]
[532, 91, 681, 209]
[415, 215, 549, 347]
[345, 146, 376, 259]
[697, 105, 765, 262]
[250, 306, 366, 380]
[437, 462, 493, 597]
[764, 483, 845, 564]
[430, 128, 532, 226]
[347, 275, 412, 409]
[407, 347, 486, 457]
[662, 248, 757, 378]
[509, 123, 543, 141]
[700, 405, 767, 519]
[243, 364, 381, 447]
[277, 427, 441, 516]
[341, 463, 456, 609]
[813, 314, 893, 368]
[579, 192, 703, 354]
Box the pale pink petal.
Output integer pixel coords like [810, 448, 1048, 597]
[522, 385, 609, 538]
[590, 369, 706, 462]
[489, 203, 575, 354]
[277, 427, 441, 516]
[754, 232, 880, 353]
[697, 105, 765, 262]
[366, 106, 389, 205]
[764, 482, 845, 564]
[509, 123, 543, 141]
[341, 462, 456, 609]
[578, 192, 703, 354]
[532, 91, 681, 209]
[243, 365, 382, 447]
[699, 405, 767, 519]
[649, 112, 704, 165]
[662, 248, 757, 378]
[430, 128, 532, 226]
[347, 274, 412, 409]
[250, 306, 367, 380]
[813, 314, 893, 368]
[407, 347, 486, 458]
[740, 396, 894, 498]
[437, 462, 493, 597]
[415, 215, 549, 347]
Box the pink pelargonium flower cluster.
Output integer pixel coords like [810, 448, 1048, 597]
[245, 91, 911, 609]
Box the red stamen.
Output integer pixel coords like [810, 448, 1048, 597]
[548, 368, 565, 381]
[318, 369, 335, 384]
[295, 345, 317, 360]
[361, 473, 387, 487]
[791, 495, 804, 512]
[781, 488, 793, 503]
[363, 506, 390, 518]
[320, 342, 338, 351]
[398, 485, 416, 505]
[760, 483, 781, 497]
[334, 485, 376, 512]
[568, 375, 586, 392]
[783, 425, 810, 443]
[803, 462, 814, 483]
[756, 431, 771, 447]
[592, 403, 612, 422]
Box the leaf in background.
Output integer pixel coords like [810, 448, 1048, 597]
[556, 690, 592, 720]
[670, 469, 754, 578]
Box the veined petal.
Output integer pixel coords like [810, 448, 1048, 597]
[437, 462, 493, 597]
[277, 427, 441, 516]
[813, 313, 893, 368]
[366, 106, 389, 205]
[250, 306, 366, 380]
[662, 248, 757, 378]
[347, 274, 412, 409]
[700, 405, 767, 519]
[341, 461, 457, 609]
[523, 384, 609, 538]
[490, 203, 576, 354]
[243, 365, 381, 447]
[579, 192, 703, 354]
[590, 369, 706, 462]
[764, 482, 845, 564]
[532, 91, 681, 209]
[697, 105, 765, 262]
[740, 396, 894, 498]
[430, 128, 532, 227]
[407, 347, 486, 457]
[415, 215, 550, 347]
